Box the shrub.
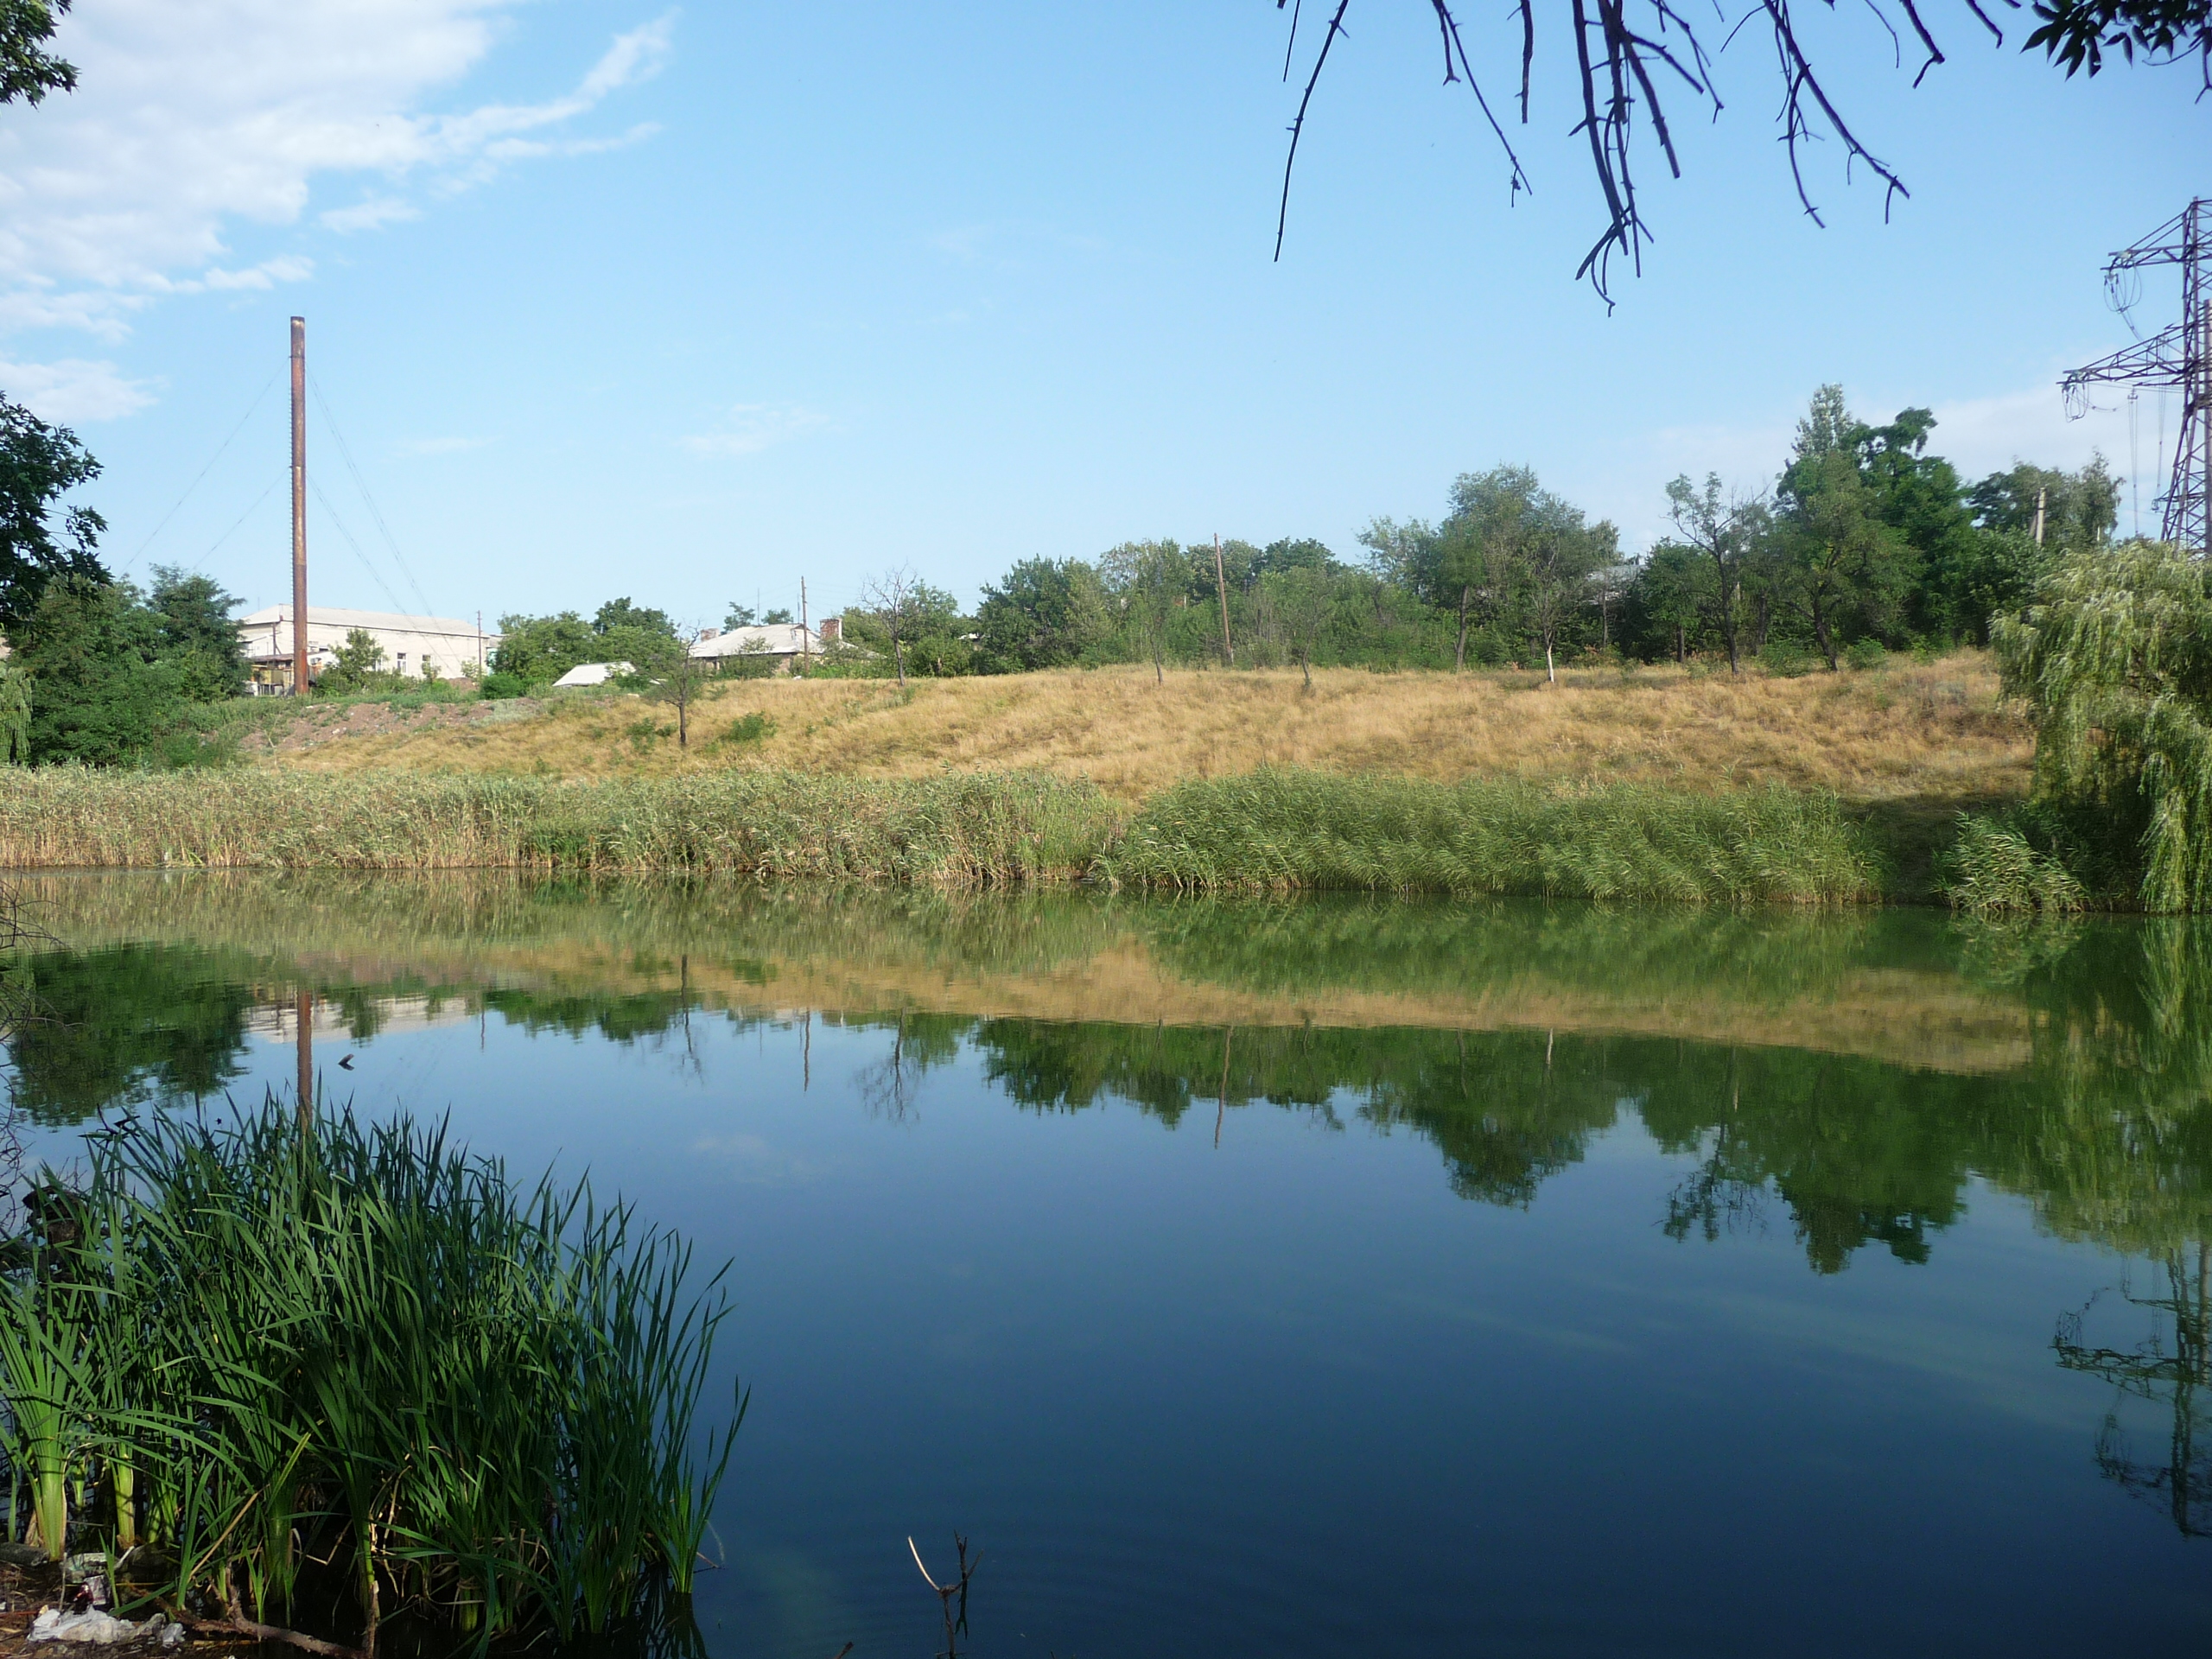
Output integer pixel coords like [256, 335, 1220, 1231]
[1842, 638, 1887, 672]
[480, 670, 529, 700]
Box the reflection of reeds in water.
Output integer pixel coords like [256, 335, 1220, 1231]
[0, 1101, 741, 1650]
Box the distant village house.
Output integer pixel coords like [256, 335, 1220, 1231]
[688, 619, 838, 673]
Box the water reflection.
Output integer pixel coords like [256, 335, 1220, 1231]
[6, 874, 2212, 1560]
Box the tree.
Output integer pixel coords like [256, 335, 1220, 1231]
[1993, 541, 2212, 911]
[10, 576, 186, 765]
[0, 394, 106, 634]
[646, 630, 715, 747]
[976, 558, 1109, 674]
[1511, 499, 1613, 683]
[316, 628, 390, 696]
[491, 612, 597, 683]
[1275, 2, 2212, 301]
[859, 566, 925, 687]
[1968, 457, 2121, 550]
[1268, 564, 1337, 689]
[1663, 474, 1768, 675]
[1631, 543, 1714, 663]
[1773, 452, 1906, 668]
[146, 565, 247, 702]
[1124, 542, 1191, 683]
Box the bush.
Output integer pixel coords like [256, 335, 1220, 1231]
[480, 670, 529, 700]
[1842, 638, 1888, 672]
[1760, 636, 1817, 678]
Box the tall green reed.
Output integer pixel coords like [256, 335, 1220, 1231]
[0, 1101, 742, 1650]
[1100, 770, 1882, 903]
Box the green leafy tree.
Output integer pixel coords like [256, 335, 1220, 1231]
[1968, 457, 2120, 551]
[146, 564, 247, 701]
[0, 393, 106, 634]
[1772, 391, 1916, 667]
[0, 0, 77, 107]
[976, 558, 1109, 673]
[491, 612, 596, 683]
[1630, 543, 1716, 663]
[1993, 542, 2212, 912]
[11, 576, 186, 765]
[1662, 474, 1768, 674]
[1518, 507, 1616, 683]
[316, 628, 389, 696]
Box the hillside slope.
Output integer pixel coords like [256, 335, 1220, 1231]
[264, 657, 2031, 810]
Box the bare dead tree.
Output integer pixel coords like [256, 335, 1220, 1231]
[859, 565, 923, 688]
[1274, 1, 2212, 303]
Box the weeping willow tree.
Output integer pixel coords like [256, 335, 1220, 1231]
[1984, 542, 2212, 912]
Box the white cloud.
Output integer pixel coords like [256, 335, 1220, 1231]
[682, 404, 831, 457]
[0, 3, 673, 338]
[0, 358, 158, 421]
[321, 197, 420, 234]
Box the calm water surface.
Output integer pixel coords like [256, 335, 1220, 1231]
[3, 874, 2209, 1655]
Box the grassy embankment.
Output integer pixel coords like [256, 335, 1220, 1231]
[3, 658, 2029, 901]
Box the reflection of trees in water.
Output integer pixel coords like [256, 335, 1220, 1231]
[2055, 1243, 2212, 1539]
[0, 944, 258, 1123]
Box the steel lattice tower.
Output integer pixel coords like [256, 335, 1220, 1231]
[2063, 200, 2211, 554]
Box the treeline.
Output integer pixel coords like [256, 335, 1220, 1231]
[805, 385, 2120, 683]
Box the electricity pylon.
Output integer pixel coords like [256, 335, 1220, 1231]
[2063, 200, 2210, 555]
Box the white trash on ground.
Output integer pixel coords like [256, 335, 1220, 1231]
[27, 1608, 182, 1646]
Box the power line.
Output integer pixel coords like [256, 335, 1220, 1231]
[308, 471, 418, 621]
[307, 372, 439, 619]
[185, 478, 281, 574]
[118, 367, 281, 575]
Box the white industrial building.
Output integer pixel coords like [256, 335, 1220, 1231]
[238, 605, 497, 692]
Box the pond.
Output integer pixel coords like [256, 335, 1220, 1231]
[2, 874, 2209, 1655]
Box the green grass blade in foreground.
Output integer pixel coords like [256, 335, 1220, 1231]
[0, 1098, 740, 1647]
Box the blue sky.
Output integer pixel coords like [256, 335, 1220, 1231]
[1, 2, 2205, 627]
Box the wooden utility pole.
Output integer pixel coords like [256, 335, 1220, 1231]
[799, 576, 810, 671]
[2032, 486, 2047, 547]
[289, 316, 308, 694]
[1213, 534, 1234, 664]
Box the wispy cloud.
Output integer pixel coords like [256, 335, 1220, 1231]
[321, 197, 420, 235]
[0, 3, 676, 344]
[682, 404, 830, 457]
[0, 358, 159, 421]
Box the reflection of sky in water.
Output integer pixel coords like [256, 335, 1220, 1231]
[4, 889, 2211, 1654]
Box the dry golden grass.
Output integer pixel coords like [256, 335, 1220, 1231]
[271, 655, 2031, 809]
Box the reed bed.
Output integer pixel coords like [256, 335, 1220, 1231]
[1100, 771, 1883, 903]
[0, 1102, 739, 1649]
[0, 768, 1112, 883]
